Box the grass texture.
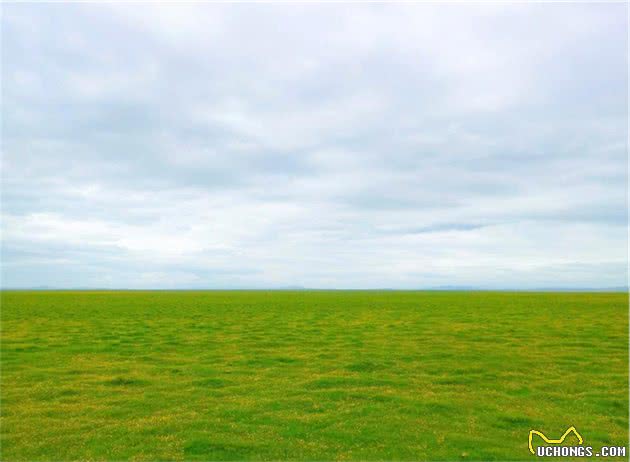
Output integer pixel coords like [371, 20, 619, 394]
[1, 290, 627, 461]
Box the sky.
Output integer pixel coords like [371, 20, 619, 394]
[1, 3, 627, 290]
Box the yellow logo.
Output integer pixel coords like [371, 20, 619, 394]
[528, 426, 584, 455]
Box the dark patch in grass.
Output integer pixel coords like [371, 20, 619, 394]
[241, 356, 302, 367]
[346, 361, 386, 372]
[184, 440, 256, 460]
[8, 346, 41, 353]
[65, 369, 86, 375]
[193, 378, 231, 388]
[493, 415, 535, 429]
[39, 388, 81, 401]
[592, 399, 626, 413]
[103, 377, 148, 387]
[396, 400, 456, 416]
[272, 356, 301, 364]
[452, 367, 485, 375]
[434, 376, 475, 385]
[315, 390, 399, 403]
[306, 376, 397, 389]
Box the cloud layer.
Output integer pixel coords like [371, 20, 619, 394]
[2, 3, 627, 289]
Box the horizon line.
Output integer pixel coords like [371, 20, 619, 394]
[1, 286, 627, 293]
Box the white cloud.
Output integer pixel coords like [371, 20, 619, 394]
[1, 2, 626, 289]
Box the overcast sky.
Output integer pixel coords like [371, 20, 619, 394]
[1, 3, 627, 289]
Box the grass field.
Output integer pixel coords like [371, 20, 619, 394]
[1, 290, 627, 461]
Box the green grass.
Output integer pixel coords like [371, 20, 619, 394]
[1, 290, 627, 461]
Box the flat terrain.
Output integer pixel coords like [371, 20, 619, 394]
[1, 291, 627, 461]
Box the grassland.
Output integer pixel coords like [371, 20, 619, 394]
[1, 290, 627, 461]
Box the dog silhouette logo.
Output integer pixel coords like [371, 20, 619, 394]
[528, 426, 584, 455]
